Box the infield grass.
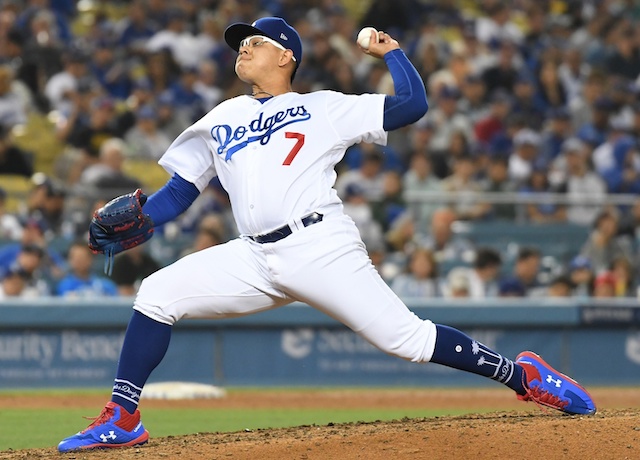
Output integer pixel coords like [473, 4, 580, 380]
[0, 387, 489, 451]
[1, 406, 476, 451]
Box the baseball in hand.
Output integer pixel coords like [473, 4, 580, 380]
[357, 27, 379, 50]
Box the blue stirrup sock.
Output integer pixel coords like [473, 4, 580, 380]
[111, 310, 172, 414]
[430, 324, 527, 395]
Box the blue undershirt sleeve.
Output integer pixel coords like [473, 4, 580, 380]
[382, 48, 429, 131]
[142, 173, 201, 227]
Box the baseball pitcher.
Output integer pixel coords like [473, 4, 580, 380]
[59, 17, 595, 452]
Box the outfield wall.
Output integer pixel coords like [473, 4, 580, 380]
[1, 298, 639, 389]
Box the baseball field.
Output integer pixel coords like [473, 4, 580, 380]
[1, 387, 639, 459]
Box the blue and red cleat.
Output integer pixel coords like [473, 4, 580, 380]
[58, 402, 149, 452]
[516, 351, 596, 415]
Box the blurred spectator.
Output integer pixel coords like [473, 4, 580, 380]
[519, 166, 566, 224]
[168, 65, 205, 122]
[56, 241, 118, 298]
[458, 247, 502, 299]
[592, 129, 636, 181]
[1, 27, 41, 108]
[474, 89, 512, 145]
[597, 136, 640, 194]
[370, 170, 405, 233]
[0, 64, 28, 128]
[606, 25, 640, 81]
[44, 50, 90, 116]
[430, 128, 473, 180]
[427, 86, 473, 152]
[142, 50, 180, 95]
[536, 58, 567, 110]
[475, 2, 523, 46]
[117, 0, 157, 54]
[580, 210, 633, 274]
[576, 96, 614, 149]
[89, 39, 133, 101]
[508, 128, 542, 186]
[442, 266, 471, 298]
[592, 270, 616, 298]
[22, 175, 67, 235]
[610, 255, 636, 297]
[193, 59, 223, 110]
[546, 274, 573, 297]
[416, 207, 474, 264]
[498, 247, 542, 297]
[342, 183, 384, 252]
[402, 151, 442, 231]
[390, 247, 441, 298]
[187, 213, 226, 253]
[124, 104, 173, 160]
[111, 245, 161, 296]
[442, 154, 491, 221]
[510, 73, 546, 130]
[569, 70, 606, 131]
[498, 277, 526, 297]
[155, 91, 190, 140]
[617, 197, 640, 246]
[558, 46, 590, 106]
[0, 123, 34, 177]
[176, 178, 236, 238]
[0, 186, 23, 240]
[359, 0, 415, 42]
[0, 265, 30, 299]
[0, 243, 49, 296]
[568, 255, 595, 298]
[19, 8, 66, 106]
[79, 137, 142, 198]
[539, 107, 573, 166]
[394, 116, 435, 169]
[481, 39, 521, 96]
[554, 138, 607, 226]
[61, 94, 121, 183]
[0, 215, 64, 277]
[336, 145, 385, 201]
[145, 7, 198, 69]
[481, 155, 517, 220]
[457, 73, 489, 124]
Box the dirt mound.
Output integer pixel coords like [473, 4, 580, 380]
[1, 409, 637, 460]
[2, 389, 639, 460]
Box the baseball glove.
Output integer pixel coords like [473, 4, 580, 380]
[88, 189, 154, 275]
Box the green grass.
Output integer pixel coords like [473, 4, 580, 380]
[0, 405, 473, 451]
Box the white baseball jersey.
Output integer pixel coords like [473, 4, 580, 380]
[159, 91, 386, 236]
[135, 90, 437, 365]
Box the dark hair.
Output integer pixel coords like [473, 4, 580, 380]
[517, 247, 541, 261]
[474, 247, 502, 269]
[550, 274, 574, 289]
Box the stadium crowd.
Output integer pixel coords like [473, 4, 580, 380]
[1, 0, 640, 301]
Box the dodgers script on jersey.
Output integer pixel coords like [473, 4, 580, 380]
[158, 91, 386, 236]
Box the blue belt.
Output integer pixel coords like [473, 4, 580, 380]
[250, 212, 324, 244]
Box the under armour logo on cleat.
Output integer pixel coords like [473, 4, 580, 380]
[546, 375, 562, 388]
[100, 431, 117, 442]
[280, 33, 288, 40]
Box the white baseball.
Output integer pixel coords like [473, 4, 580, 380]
[357, 27, 379, 50]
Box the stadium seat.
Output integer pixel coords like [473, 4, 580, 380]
[452, 221, 590, 267]
[0, 174, 32, 213]
[122, 159, 170, 193]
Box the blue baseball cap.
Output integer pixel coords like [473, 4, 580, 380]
[224, 17, 302, 71]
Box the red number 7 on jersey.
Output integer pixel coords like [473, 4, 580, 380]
[283, 132, 305, 165]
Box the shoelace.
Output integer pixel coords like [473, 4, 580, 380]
[525, 385, 568, 412]
[81, 405, 115, 433]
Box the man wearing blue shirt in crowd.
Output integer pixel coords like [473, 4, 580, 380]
[56, 241, 117, 298]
